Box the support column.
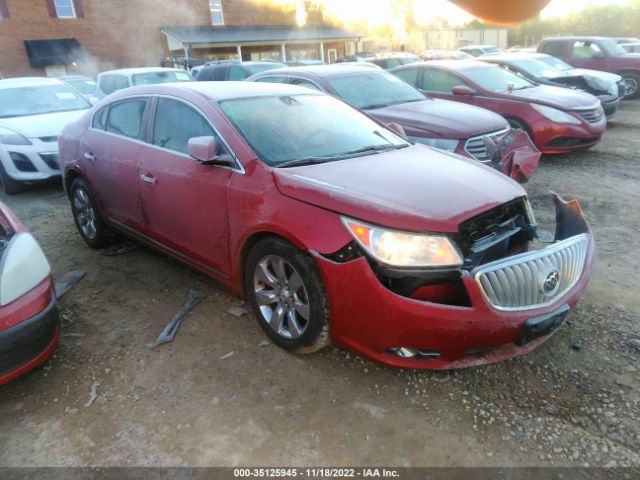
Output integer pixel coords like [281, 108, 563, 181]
[183, 45, 190, 69]
[281, 43, 287, 62]
[319, 41, 325, 63]
[236, 45, 242, 61]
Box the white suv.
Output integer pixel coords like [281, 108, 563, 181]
[0, 77, 91, 194]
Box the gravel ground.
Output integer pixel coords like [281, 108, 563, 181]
[0, 101, 638, 468]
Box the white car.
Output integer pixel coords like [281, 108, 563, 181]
[0, 77, 91, 194]
[95, 67, 193, 99]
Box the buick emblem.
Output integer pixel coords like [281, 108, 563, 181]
[542, 270, 561, 296]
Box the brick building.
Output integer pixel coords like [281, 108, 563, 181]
[0, 0, 360, 78]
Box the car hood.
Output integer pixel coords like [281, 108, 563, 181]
[566, 68, 622, 83]
[273, 144, 524, 233]
[504, 85, 600, 110]
[368, 99, 508, 139]
[0, 109, 89, 138]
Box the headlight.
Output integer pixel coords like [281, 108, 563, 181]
[523, 197, 537, 226]
[0, 233, 51, 306]
[341, 217, 463, 267]
[409, 136, 459, 152]
[531, 104, 581, 125]
[0, 127, 32, 145]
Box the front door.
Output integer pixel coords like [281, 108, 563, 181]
[137, 97, 234, 277]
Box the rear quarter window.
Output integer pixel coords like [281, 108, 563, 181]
[92, 105, 109, 130]
[106, 99, 147, 139]
[392, 67, 419, 86]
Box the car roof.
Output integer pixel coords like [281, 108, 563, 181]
[459, 45, 498, 49]
[106, 81, 320, 102]
[541, 36, 610, 42]
[480, 53, 548, 62]
[251, 64, 387, 78]
[410, 60, 492, 70]
[0, 76, 65, 89]
[98, 67, 186, 77]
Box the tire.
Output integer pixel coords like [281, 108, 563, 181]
[0, 160, 25, 195]
[245, 237, 330, 354]
[621, 72, 640, 99]
[70, 177, 111, 248]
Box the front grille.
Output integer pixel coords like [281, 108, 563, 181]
[39, 152, 60, 170]
[574, 107, 603, 123]
[473, 234, 589, 311]
[464, 127, 511, 163]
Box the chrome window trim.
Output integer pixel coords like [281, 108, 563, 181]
[88, 93, 245, 174]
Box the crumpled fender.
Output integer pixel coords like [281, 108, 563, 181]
[493, 129, 541, 183]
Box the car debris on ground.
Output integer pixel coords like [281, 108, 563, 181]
[54, 270, 87, 299]
[154, 290, 205, 346]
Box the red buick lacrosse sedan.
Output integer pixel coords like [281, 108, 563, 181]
[59, 82, 595, 369]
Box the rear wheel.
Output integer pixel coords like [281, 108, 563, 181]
[245, 237, 330, 354]
[0, 160, 25, 195]
[70, 177, 111, 248]
[621, 72, 640, 99]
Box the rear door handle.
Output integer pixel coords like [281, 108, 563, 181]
[83, 152, 95, 161]
[140, 173, 157, 185]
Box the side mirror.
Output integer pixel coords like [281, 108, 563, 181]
[188, 136, 234, 167]
[385, 122, 408, 140]
[452, 85, 477, 96]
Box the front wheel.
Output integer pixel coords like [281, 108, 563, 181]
[622, 72, 640, 99]
[245, 237, 330, 354]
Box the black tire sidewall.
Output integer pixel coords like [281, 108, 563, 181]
[0, 160, 24, 195]
[622, 73, 640, 99]
[245, 237, 330, 353]
[70, 177, 109, 249]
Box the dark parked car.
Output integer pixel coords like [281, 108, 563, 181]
[480, 53, 623, 117]
[391, 60, 607, 154]
[0, 202, 59, 385]
[196, 60, 285, 81]
[246, 65, 540, 183]
[537, 36, 640, 98]
[59, 82, 594, 370]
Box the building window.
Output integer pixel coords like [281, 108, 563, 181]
[209, 0, 224, 25]
[54, 0, 76, 18]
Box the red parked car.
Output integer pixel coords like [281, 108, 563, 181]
[537, 36, 640, 99]
[59, 82, 595, 370]
[0, 202, 59, 385]
[391, 60, 607, 154]
[246, 65, 540, 183]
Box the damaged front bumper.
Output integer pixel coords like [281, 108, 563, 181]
[314, 195, 595, 370]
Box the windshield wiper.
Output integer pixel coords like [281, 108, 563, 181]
[364, 99, 422, 110]
[276, 144, 408, 168]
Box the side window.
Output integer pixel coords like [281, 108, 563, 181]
[392, 68, 419, 86]
[113, 75, 130, 92]
[100, 75, 115, 95]
[290, 79, 322, 90]
[228, 65, 248, 80]
[152, 98, 220, 155]
[92, 105, 109, 130]
[472, 49, 482, 57]
[107, 99, 147, 139]
[212, 66, 228, 81]
[541, 41, 567, 58]
[255, 76, 288, 84]
[572, 41, 603, 58]
[420, 69, 465, 93]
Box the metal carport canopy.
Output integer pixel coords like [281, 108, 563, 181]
[161, 25, 361, 50]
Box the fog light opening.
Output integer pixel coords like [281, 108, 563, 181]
[389, 348, 441, 359]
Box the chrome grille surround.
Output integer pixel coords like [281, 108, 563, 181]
[473, 233, 590, 311]
[464, 127, 511, 163]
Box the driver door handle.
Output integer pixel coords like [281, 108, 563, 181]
[83, 152, 95, 161]
[140, 173, 157, 185]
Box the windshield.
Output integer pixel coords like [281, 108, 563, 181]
[132, 71, 192, 85]
[247, 63, 285, 74]
[538, 55, 574, 72]
[462, 65, 535, 92]
[0, 84, 91, 118]
[599, 38, 629, 56]
[327, 72, 425, 109]
[510, 59, 565, 78]
[65, 79, 97, 95]
[219, 94, 407, 166]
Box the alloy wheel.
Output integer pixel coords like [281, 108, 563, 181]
[73, 187, 97, 241]
[624, 77, 638, 97]
[253, 254, 311, 339]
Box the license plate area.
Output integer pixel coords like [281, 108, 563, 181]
[516, 305, 570, 346]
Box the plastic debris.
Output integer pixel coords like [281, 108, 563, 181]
[219, 351, 234, 360]
[84, 382, 99, 407]
[155, 290, 205, 346]
[54, 270, 87, 299]
[101, 241, 139, 256]
[227, 305, 250, 317]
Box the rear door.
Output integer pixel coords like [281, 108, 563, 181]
[81, 97, 150, 230]
[137, 96, 236, 276]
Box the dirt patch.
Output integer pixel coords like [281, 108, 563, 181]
[0, 102, 639, 467]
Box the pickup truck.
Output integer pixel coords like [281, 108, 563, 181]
[537, 36, 640, 99]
